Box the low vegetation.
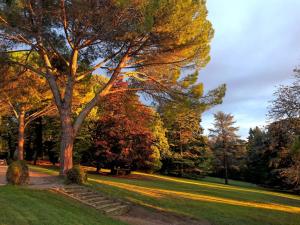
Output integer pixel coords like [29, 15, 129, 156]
[66, 166, 87, 185]
[6, 160, 29, 185]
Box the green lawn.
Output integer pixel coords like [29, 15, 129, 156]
[0, 185, 128, 225]
[30, 165, 300, 225]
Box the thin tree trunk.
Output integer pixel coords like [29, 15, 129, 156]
[180, 143, 183, 177]
[17, 109, 25, 160]
[224, 150, 229, 185]
[59, 110, 74, 175]
[179, 130, 183, 177]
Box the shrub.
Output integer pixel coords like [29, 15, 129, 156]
[66, 166, 87, 185]
[6, 160, 29, 185]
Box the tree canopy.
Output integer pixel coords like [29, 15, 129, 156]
[0, 0, 215, 174]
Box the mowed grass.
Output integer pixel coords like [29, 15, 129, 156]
[30, 165, 300, 225]
[0, 185, 128, 225]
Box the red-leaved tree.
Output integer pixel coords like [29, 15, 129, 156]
[93, 87, 159, 173]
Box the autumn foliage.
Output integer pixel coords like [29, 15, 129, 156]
[92, 88, 160, 173]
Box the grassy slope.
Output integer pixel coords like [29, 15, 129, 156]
[30, 165, 300, 225]
[0, 185, 128, 225]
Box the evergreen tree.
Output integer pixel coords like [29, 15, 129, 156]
[209, 112, 241, 184]
[245, 127, 269, 184]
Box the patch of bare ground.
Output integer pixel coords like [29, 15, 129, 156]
[28, 170, 63, 189]
[115, 205, 211, 225]
[0, 165, 63, 189]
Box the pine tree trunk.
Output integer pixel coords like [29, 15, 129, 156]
[17, 110, 25, 160]
[59, 110, 74, 175]
[224, 151, 229, 185]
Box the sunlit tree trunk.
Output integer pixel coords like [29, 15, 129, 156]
[17, 109, 25, 160]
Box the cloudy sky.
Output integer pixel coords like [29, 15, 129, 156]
[200, 0, 300, 138]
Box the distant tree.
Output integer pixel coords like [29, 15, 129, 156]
[264, 119, 297, 188]
[0, 0, 215, 174]
[157, 71, 225, 177]
[280, 136, 300, 190]
[163, 109, 212, 177]
[209, 112, 240, 184]
[245, 127, 269, 184]
[267, 69, 300, 190]
[159, 104, 215, 177]
[268, 69, 300, 129]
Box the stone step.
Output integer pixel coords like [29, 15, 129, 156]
[72, 191, 97, 198]
[89, 199, 112, 206]
[84, 196, 107, 202]
[63, 188, 88, 193]
[63, 185, 86, 189]
[96, 202, 121, 210]
[54, 185, 131, 216]
[104, 205, 130, 216]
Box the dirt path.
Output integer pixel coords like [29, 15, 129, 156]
[116, 205, 210, 225]
[0, 166, 63, 188]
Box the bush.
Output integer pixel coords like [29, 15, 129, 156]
[6, 160, 29, 185]
[66, 166, 87, 185]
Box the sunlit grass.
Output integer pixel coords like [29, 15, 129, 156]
[0, 185, 127, 225]
[89, 177, 300, 214]
[30, 165, 300, 225]
[134, 172, 300, 202]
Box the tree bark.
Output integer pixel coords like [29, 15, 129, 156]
[17, 109, 25, 160]
[59, 109, 75, 175]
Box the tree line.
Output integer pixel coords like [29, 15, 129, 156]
[208, 71, 300, 193]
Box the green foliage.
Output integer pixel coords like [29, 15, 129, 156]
[290, 135, 300, 155]
[6, 160, 29, 185]
[159, 98, 213, 177]
[279, 135, 300, 189]
[244, 120, 300, 191]
[245, 127, 269, 184]
[150, 114, 170, 159]
[66, 165, 87, 185]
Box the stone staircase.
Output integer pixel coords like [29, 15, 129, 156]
[53, 185, 131, 216]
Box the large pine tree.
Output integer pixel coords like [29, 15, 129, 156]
[0, 0, 215, 174]
[209, 112, 241, 184]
